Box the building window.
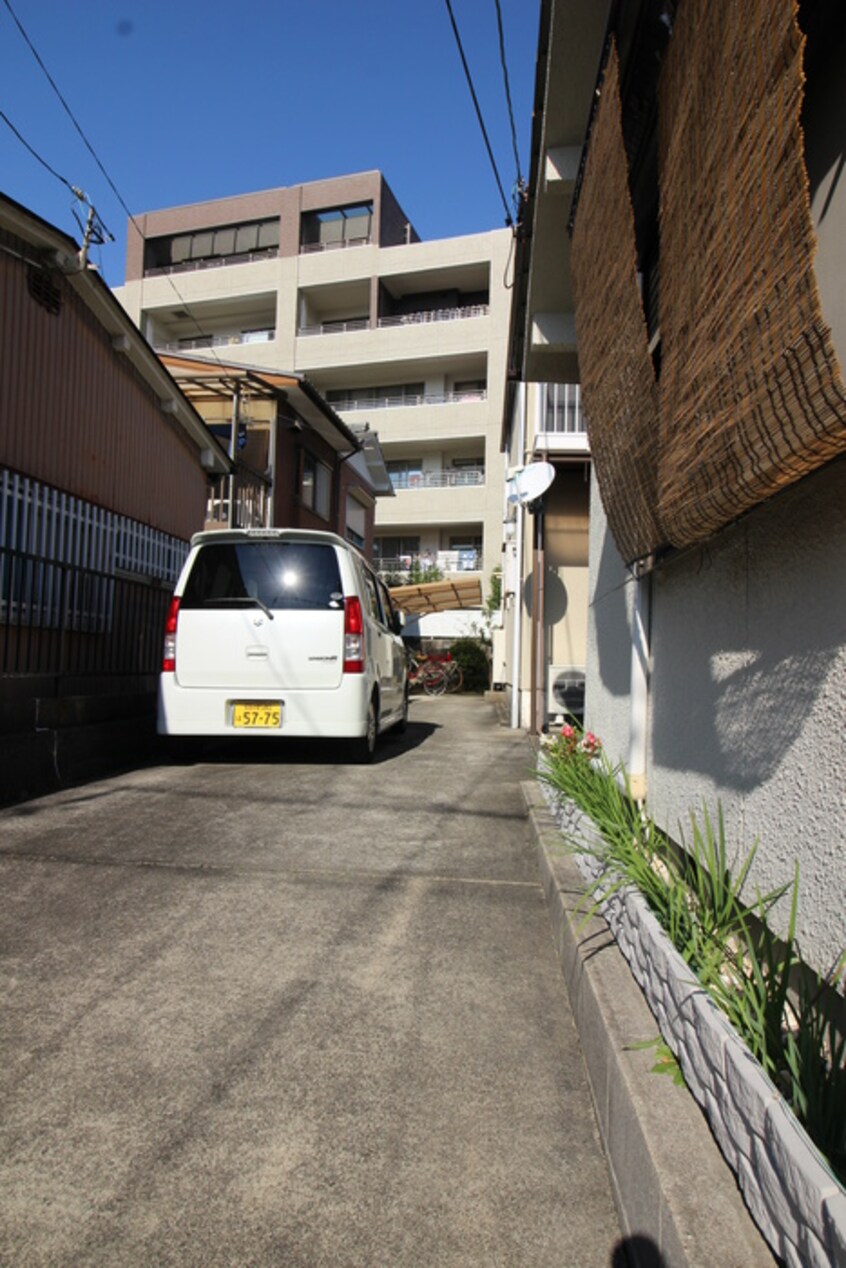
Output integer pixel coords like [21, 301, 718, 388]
[386, 459, 424, 490]
[454, 379, 486, 400]
[300, 203, 373, 252]
[345, 495, 366, 549]
[449, 535, 482, 571]
[301, 453, 332, 520]
[374, 536, 420, 565]
[143, 218, 279, 275]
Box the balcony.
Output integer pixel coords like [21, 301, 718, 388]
[144, 247, 277, 278]
[300, 236, 371, 255]
[534, 384, 590, 456]
[205, 463, 272, 531]
[329, 387, 487, 413]
[298, 317, 369, 337]
[389, 468, 484, 491]
[297, 304, 488, 338]
[155, 328, 276, 354]
[375, 549, 482, 579]
[377, 304, 488, 329]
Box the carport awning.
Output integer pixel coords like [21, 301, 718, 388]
[390, 577, 482, 615]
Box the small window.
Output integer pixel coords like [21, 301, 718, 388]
[191, 231, 214, 260]
[235, 223, 259, 254]
[387, 459, 424, 490]
[213, 227, 236, 256]
[301, 453, 332, 520]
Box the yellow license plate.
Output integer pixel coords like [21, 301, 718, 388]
[232, 702, 282, 729]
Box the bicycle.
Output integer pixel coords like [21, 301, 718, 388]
[423, 650, 463, 693]
[443, 655, 463, 693]
[407, 652, 447, 696]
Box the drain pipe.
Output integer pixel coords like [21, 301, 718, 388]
[510, 383, 527, 729]
[628, 566, 651, 801]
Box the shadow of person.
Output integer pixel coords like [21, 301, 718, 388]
[610, 1233, 667, 1267]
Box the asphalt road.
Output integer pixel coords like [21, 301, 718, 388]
[0, 695, 622, 1267]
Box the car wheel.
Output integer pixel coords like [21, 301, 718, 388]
[350, 694, 378, 764]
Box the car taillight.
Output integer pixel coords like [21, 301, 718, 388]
[162, 596, 180, 672]
[343, 595, 364, 673]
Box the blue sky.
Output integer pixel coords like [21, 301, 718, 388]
[1, 0, 540, 287]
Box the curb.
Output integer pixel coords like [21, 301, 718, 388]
[522, 781, 775, 1267]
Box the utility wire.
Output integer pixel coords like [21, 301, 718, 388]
[0, 108, 78, 196]
[493, 0, 524, 205]
[1, 0, 126, 221]
[443, 0, 514, 228]
[2, 0, 221, 357]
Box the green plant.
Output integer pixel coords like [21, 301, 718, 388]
[626, 1036, 686, 1086]
[538, 724, 846, 1184]
[407, 559, 443, 584]
[448, 637, 490, 692]
[484, 566, 502, 617]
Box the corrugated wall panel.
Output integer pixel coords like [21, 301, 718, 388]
[1, 243, 207, 541]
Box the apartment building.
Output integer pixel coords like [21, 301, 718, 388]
[116, 172, 513, 600]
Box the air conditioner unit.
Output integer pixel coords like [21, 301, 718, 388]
[547, 666, 585, 722]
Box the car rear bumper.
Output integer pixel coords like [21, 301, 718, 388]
[158, 674, 372, 738]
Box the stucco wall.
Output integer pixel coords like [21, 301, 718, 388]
[584, 467, 633, 759]
[585, 462, 846, 976]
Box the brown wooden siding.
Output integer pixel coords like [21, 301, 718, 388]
[1, 242, 208, 541]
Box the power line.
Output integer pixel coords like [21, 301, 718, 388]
[0, 108, 78, 196]
[2, 0, 221, 357]
[494, 0, 524, 203]
[443, 0, 514, 228]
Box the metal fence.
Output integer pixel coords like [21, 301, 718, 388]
[0, 545, 172, 678]
[0, 470, 187, 680]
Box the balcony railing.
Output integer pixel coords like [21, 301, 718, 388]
[375, 550, 482, 578]
[389, 468, 484, 491]
[330, 388, 487, 413]
[297, 304, 489, 338]
[299, 237, 371, 254]
[205, 464, 272, 531]
[377, 304, 488, 329]
[155, 329, 275, 354]
[298, 317, 369, 337]
[144, 248, 277, 278]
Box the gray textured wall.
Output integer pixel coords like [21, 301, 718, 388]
[584, 462, 846, 977]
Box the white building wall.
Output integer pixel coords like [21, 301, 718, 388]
[585, 462, 846, 976]
[584, 467, 634, 758]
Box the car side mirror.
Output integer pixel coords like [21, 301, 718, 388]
[392, 611, 405, 635]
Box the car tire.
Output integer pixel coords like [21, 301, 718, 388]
[350, 694, 378, 764]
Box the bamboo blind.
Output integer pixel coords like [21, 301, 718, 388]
[656, 0, 846, 547]
[571, 43, 664, 566]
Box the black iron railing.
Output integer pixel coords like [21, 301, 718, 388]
[0, 546, 172, 678]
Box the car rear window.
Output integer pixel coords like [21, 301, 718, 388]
[181, 541, 343, 611]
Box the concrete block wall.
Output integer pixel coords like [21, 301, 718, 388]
[540, 784, 845, 1266]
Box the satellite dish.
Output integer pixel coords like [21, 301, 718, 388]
[506, 462, 556, 507]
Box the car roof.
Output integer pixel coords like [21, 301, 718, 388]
[190, 528, 351, 551]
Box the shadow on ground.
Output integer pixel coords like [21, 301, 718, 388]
[159, 719, 441, 768]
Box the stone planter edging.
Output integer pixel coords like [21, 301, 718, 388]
[542, 785, 846, 1268]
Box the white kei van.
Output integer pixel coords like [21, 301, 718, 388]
[158, 528, 408, 762]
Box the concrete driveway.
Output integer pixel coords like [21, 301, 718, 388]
[0, 695, 621, 1266]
